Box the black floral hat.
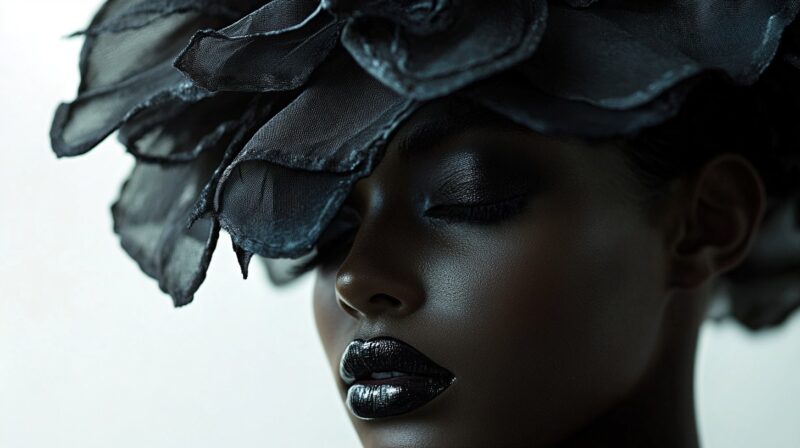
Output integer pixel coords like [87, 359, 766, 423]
[52, 0, 800, 307]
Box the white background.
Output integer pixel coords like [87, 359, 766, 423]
[0, 1, 798, 447]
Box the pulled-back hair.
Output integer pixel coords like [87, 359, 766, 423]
[619, 50, 800, 331]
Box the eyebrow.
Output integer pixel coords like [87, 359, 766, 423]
[397, 118, 475, 160]
[397, 111, 532, 163]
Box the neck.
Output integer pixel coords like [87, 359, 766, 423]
[556, 290, 710, 448]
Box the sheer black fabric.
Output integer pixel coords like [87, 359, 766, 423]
[52, 0, 800, 327]
[174, 0, 343, 92]
[333, 0, 549, 100]
[214, 49, 418, 265]
[112, 147, 222, 306]
[51, 0, 262, 157]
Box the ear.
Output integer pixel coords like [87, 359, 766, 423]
[665, 154, 766, 290]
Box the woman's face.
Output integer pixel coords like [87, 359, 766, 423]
[312, 100, 673, 447]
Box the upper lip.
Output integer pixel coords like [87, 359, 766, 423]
[339, 337, 455, 386]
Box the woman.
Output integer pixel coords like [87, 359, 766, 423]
[52, 1, 800, 446]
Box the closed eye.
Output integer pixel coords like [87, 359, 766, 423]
[423, 193, 529, 224]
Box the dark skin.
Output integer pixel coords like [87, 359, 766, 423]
[311, 100, 766, 448]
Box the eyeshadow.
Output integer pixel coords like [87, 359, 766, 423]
[426, 147, 538, 206]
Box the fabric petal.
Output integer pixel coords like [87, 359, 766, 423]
[213, 52, 419, 258]
[219, 163, 359, 258]
[188, 94, 279, 224]
[338, 0, 548, 100]
[323, 0, 456, 35]
[77, 0, 224, 92]
[722, 198, 800, 330]
[259, 201, 361, 285]
[464, 69, 703, 139]
[521, 0, 800, 110]
[218, 51, 419, 174]
[175, 0, 343, 92]
[562, 0, 599, 7]
[74, 0, 257, 35]
[52, 65, 208, 157]
[111, 145, 225, 307]
[117, 92, 254, 162]
[51, 0, 254, 157]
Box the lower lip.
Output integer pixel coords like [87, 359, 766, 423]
[345, 375, 454, 420]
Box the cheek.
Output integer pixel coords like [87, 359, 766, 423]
[421, 198, 667, 437]
[517, 205, 666, 381]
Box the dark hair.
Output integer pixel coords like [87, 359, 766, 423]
[618, 62, 800, 331]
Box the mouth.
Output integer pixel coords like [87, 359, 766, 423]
[339, 337, 456, 420]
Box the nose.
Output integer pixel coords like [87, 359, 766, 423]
[334, 223, 426, 319]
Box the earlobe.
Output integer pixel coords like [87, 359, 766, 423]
[667, 217, 715, 290]
[666, 154, 766, 291]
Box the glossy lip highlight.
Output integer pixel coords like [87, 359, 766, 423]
[339, 337, 456, 420]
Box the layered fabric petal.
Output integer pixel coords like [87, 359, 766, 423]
[333, 0, 548, 100]
[465, 0, 800, 140]
[561, 0, 598, 7]
[110, 92, 280, 305]
[175, 0, 344, 92]
[187, 94, 281, 224]
[722, 198, 800, 330]
[52, 66, 212, 157]
[213, 51, 419, 259]
[322, 0, 456, 35]
[520, 0, 800, 111]
[261, 202, 362, 285]
[117, 92, 254, 162]
[111, 145, 224, 307]
[72, 0, 258, 35]
[464, 69, 702, 139]
[51, 0, 258, 157]
[51, 0, 800, 310]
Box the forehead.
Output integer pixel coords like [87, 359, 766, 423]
[351, 96, 638, 200]
[393, 97, 526, 160]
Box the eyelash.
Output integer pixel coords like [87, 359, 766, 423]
[423, 194, 529, 224]
[293, 194, 529, 274]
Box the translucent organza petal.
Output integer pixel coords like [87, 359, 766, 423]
[562, 0, 599, 7]
[75, 0, 255, 36]
[217, 51, 418, 174]
[117, 92, 255, 162]
[323, 0, 455, 35]
[521, 0, 800, 110]
[464, 70, 702, 139]
[111, 147, 224, 307]
[76, 0, 242, 94]
[188, 95, 280, 223]
[52, 65, 208, 157]
[259, 202, 361, 285]
[175, 0, 343, 92]
[217, 162, 359, 258]
[338, 0, 548, 100]
[51, 0, 800, 317]
[51, 0, 254, 157]
[214, 52, 419, 258]
[723, 198, 800, 329]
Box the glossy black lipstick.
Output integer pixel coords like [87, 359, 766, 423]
[339, 337, 455, 420]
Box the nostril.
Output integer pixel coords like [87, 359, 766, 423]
[369, 294, 403, 309]
[337, 296, 360, 318]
